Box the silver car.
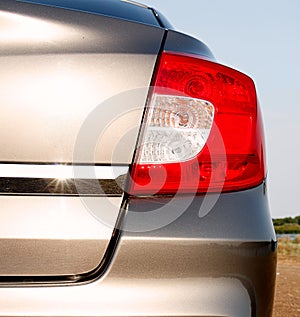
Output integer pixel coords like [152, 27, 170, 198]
[0, 0, 276, 316]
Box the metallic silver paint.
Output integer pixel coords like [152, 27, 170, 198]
[0, 274, 251, 317]
[0, 1, 165, 164]
[0, 196, 121, 275]
[0, 1, 276, 316]
[0, 185, 276, 317]
[0, 53, 154, 164]
[0, 239, 109, 276]
[0, 0, 164, 277]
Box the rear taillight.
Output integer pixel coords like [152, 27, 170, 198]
[128, 52, 265, 195]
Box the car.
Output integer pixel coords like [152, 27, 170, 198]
[0, 0, 277, 316]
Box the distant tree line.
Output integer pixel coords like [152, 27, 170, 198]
[273, 215, 300, 234]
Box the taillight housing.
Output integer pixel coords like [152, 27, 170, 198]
[128, 52, 265, 195]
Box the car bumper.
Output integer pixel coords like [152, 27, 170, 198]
[0, 184, 276, 317]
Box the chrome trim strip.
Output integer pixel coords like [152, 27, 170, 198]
[0, 164, 128, 196]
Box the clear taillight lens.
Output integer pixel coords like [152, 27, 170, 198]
[140, 94, 215, 163]
[128, 52, 265, 195]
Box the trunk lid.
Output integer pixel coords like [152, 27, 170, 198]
[0, 0, 164, 278]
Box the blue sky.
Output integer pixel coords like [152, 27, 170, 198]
[142, 0, 300, 218]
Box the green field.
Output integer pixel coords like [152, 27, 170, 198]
[273, 215, 300, 234]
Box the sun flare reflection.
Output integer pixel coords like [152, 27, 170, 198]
[0, 10, 74, 43]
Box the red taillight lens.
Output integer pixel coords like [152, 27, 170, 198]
[129, 52, 265, 195]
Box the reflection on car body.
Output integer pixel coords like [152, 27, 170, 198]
[0, 0, 276, 316]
